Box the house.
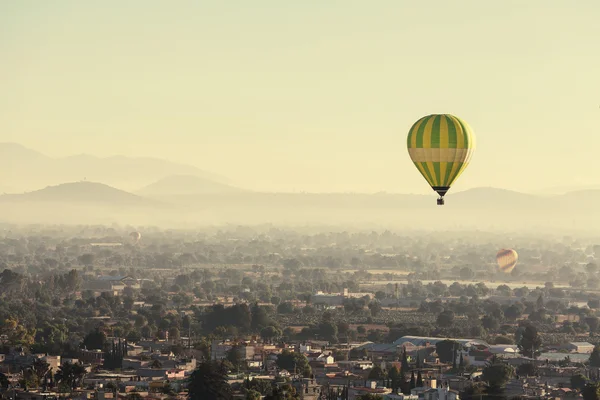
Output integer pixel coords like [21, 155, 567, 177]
[85, 275, 141, 293]
[422, 387, 460, 400]
[306, 352, 334, 364]
[563, 342, 594, 353]
[349, 381, 392, 400]
[385, 395, 419, 400]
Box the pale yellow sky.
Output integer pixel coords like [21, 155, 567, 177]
[1, 1, 599, 193]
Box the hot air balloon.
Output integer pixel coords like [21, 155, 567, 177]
[130, 231, 141, 244]
[497, 249, 518, 273]
[407, 114, 476, 205]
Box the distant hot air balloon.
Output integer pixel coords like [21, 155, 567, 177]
[130, 231, 141, 244]
[407, 114, 476, 205]
[497, 249, 518, 273]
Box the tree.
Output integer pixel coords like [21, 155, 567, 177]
[583, 383, 600, 400]
[83, 328, 106, 350]
[436, 310, 455, 327]
[481, 362, 514, 393]
[251, 303, 273, 331]
[504, 304, 523, 321]
[415, 353, 422, 368]
[246, 390, 262, 400]
[188, 361, 232, 400]
[517, 325, 542, 359]
[435, 340, 459, 364]
[587, 317, 600, 334]
[318, 320, 338, 342]
[277, 302, 295, 315]
[368, 301, 382, 317]
[31, 358, 51, 388]
[357, 395, 383, 400]
[494, 335, 514, 345]
[276, 350, 311, 377]
[536, 294, 544, 310]
[590, 346, 600, 367]
[572, 374, 588, 390]
[389, 366, 401, 392]
[0, 372, 8, 390]
[77, 253, 95, 267]
[226, 345, 244, 372]
[56, 362, 87, 392]
[368, 366, 386, 381]
[401, 347, 409, 371]
[481, 315, 500, 331]
[516, 363, 537, 377]
[168, 327, 180, 342]
[260, 326, 282, 342]
[416, 370, 423, 388]
[589, 299, 600, 309]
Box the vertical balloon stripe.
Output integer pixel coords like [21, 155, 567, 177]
[433, 162, 441, 187]
[415, 118, 428, 148]
[422, 116, 435, 149]
[444, 115, 457, 149]
[439, 160, 447, 186]
[419, 162, 436, 186]
[425, 161, 437, 186]
[430, 115, 441, 148]
[408, 117, 426, 148]
[442, 161, 454, 187]
[458, 118, 474, 150]
[439, 116, 449, 149]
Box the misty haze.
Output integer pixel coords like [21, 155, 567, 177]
[1, 2, 600, 400]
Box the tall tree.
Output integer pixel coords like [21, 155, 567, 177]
[583, 383, 600, 400]
[401, 347, 409, 371]
[83, 328, 106, 350]
[590, 346, 600, 368]
[388, 366, 401, 393]
[481, 362, 514, 394]
[517, 325, 542, 359]
[435, 340, 459, 364]
[188, 362, 232, 400]
[56, 362, 86, 392]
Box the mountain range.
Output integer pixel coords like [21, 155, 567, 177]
[0, 142, 232, 194]
[0, 180, 598, 231]
[2, 142, 600, 230]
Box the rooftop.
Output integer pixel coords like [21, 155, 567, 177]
[393, 336, 490, 348]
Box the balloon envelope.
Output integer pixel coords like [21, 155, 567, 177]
[407, 114, 475, 199]
[130, 232, 141, 242]
[497, 249, 518, 273]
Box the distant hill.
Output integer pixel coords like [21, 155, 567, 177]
[1, 182, 599, 231]
[137, 175, 245, 197]
[0, 142, 231, 193]
[445, 187, 544, 210]
[537, 184, 600, 196]
[0, 181, 152, 206]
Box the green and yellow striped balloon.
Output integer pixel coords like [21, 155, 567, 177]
[407, 114, 475, 204]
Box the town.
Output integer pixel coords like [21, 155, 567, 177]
[2, 226, 600, 399]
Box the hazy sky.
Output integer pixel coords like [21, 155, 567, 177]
[2, 1, 599, 193]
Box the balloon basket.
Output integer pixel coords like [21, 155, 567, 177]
[437, 197, 445, 206]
